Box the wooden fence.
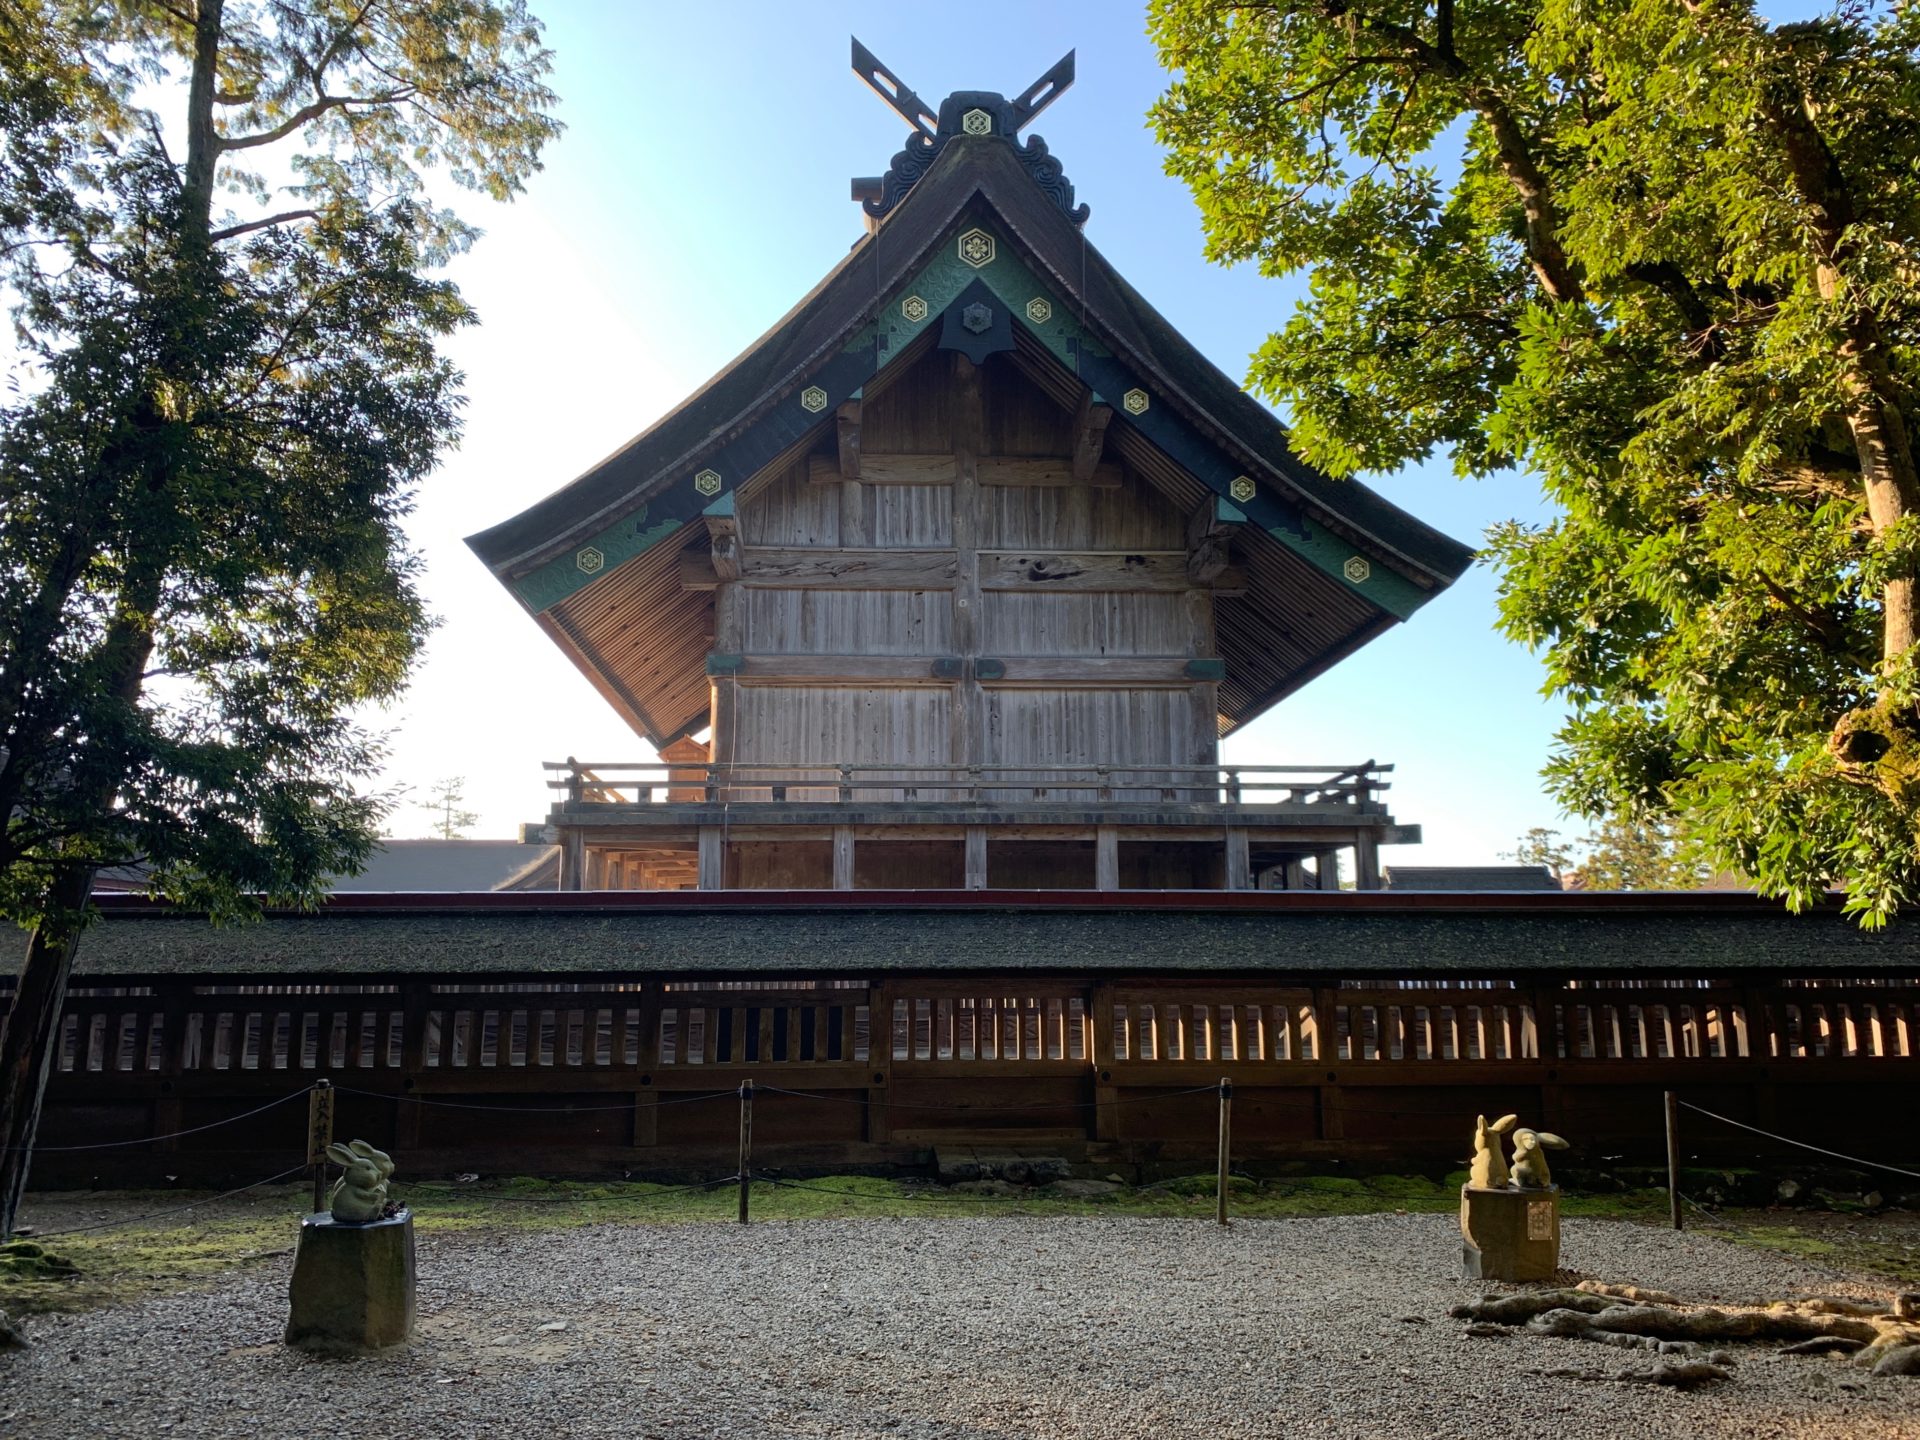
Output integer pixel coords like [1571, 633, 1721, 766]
[20, 970, 1920, 1184]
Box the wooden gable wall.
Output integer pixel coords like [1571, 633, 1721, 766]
[707, 346, 1228, 780]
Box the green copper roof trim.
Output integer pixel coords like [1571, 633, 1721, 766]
[512, 505, 685, 613]
[508, 219, 1424, 619]
[849, 230, 1109, 368]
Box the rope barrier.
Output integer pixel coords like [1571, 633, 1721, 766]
[393, 1175, 739, 1206]
[759, 1176, 964, 1204]
[1678, 1101, 1920, 1181]
[334, 1085, 734, 1113]
[753, 1082, 1224, 1113]
[25, 1164, 309, 1239]
[4, 1087, 311, 1153]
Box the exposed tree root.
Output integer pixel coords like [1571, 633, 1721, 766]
[1454, 1285, 1920, 1380]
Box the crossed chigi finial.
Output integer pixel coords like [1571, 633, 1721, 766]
[850, 37, 1076, 139]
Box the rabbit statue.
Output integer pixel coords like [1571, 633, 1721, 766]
[1468, 1113, 1518, 1188]
[1509, 1127, 1569, 1189]
[326, 1139, 394, 1223]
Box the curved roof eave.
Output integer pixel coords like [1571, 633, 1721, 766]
[466, 138, 1473, 595]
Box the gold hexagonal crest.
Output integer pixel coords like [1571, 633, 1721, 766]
[1229, 475, 1256, 504]
[901, 294, 929, 323]
[1122, 388, 1150, 415]
[957, 228, 996, 268]
[693, 468, 723, 497]
[1025, 297, 1053, 324]
[800, 385, 828, 413]
[962, 108, 993, 136]
[575, 546, 604, 575]
[1343, 556, 1372, 584]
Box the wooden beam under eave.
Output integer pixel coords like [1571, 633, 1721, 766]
[979, 550, 1243, 594]
[806, 453, 1120, 488]
[1072, 393, 1113, 482]
[836, 399, 862, 479]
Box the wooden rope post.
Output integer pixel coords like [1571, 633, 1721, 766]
[306, 1079, 335, 1215]
[1216, 1077, 1233, 1226]
[1665, 1090, 1683, 1231]
[737, 1079, 754, 1224]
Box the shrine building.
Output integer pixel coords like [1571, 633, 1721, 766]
[466, 46, 1474, 895]
[16, 48, 1920, 1186]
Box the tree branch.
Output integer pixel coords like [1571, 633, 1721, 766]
[209, 209, 320, 243]
[218, 89, 412, 154]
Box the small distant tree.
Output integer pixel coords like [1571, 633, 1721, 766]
[1570, 817, 1715, 893]
[1505, 820, 1714, 891]
[1501, 827, 1576, 882]
[420, 778, 480, 840]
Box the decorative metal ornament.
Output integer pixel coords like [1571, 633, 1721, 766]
[1025, 297, 1053, 324]
[1229, 476, 1256, 504]
[575, 547, 604, 574]
[961, 302, 993, 335]
[694, 469, 723, 497]
[962, 108, 993, 136]
[1343, 556, 1372, 584]
[800, 386, 829, 413]
[957, 228, 996, 268]
[1122, 388, 1150, 415]
[901, 294, 929, 323]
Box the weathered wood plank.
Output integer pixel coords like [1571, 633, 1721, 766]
[980, 551, 1241, 593]
[978, 456, 1121, 488]
[729, 548, 960, 589]
[731, 655, 950, 684]
[809, 452, 955, 485]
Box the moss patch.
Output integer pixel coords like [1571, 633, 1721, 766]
[9, 1176, 1916, 1320]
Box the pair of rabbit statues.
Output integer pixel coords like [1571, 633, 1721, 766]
[1469, 1113, 1568, 1190]
[326, 1139, 397, 1223]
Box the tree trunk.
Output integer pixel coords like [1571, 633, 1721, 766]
[1757, 67, 1920, 668]
[0, 4, 225, 1240]
[1841, 335, 1920, 666]
[0, 865, 93, 1238]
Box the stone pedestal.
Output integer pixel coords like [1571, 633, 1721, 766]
[285, 1210, 415, 1353]
[1460, 1184, 1560, 1282]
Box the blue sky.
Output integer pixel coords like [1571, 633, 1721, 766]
[388, 2, 1572, 863]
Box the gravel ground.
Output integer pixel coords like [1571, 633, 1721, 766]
[3, 1213, 1916, 1439]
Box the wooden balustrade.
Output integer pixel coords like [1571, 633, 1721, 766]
[546, 759, 1391, 810]
[22, 971, 1920, 1181]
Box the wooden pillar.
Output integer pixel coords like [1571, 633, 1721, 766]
[560, 827, 584, 892]
[964, 826, 988, 890]
[698, 826, 724, 890]
[1089, 981, 1119, 1144]
[832, 825, 855, 891]
[709, 580, 742, 791]
[1225, 828, 1251, 891]
[866, 982, 894, 1143]
[951, 354, 984, 769]
[1185, 590, 1220, 774]
[1354, 830, 1381, 890]
[1095, 826, 1119, 892]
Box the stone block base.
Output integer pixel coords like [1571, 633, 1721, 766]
[285, 1210, 415, 1353]
[1461, 1184, 1560, 1282]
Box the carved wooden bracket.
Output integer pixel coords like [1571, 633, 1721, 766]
[1187, 495, 1246, 584]
[836, 399, 863, 480]
[1072, 392, 1113, 482]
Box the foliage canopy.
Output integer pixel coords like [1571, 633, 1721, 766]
[0, 0, 558, 927]
[1149, 0, 1920, 923]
